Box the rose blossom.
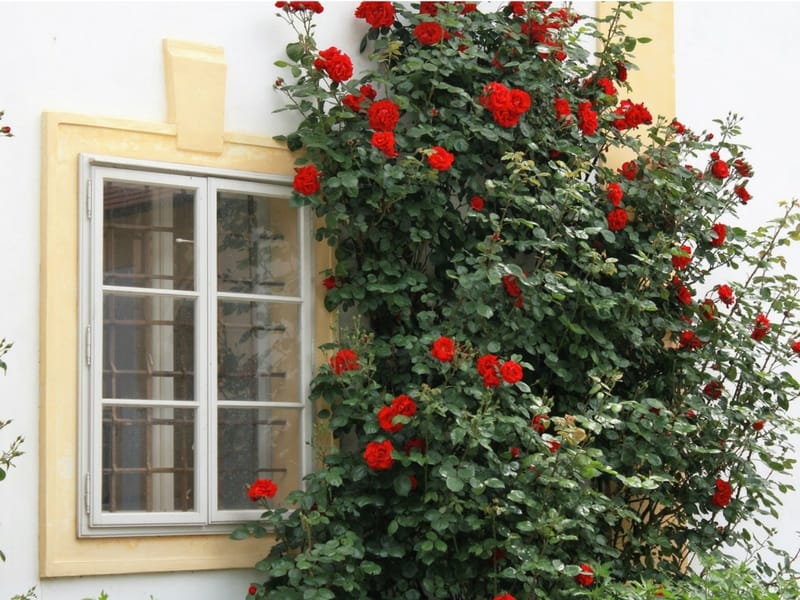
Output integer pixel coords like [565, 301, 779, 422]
[313, 47, 353, 83]
[330, 348, 359, 374]
[607, 182, 623, 206]
[470, 195, 484, 210]
[248, 585, 258, 596]
[703, 381, 723, 399]
[500, 360, 523, 384]
[734, 157, 752, 177]
[275, 1, 324, 13]
[554, 97, 571, 119]
[753, 420, 765, 431]
[364, 439, 395, 470]
[371, 131, 398, 158]
[431, 336, 455, 361]
[718, 283, 735, 306]
[577, 101, 598, 135]
[677, 285, 692, 306]
[404, 438, 426, 455]
[575, 563, 595, 587]
[502, 274, 522, 298]
[354, 1, 396, 28]
[413, 21, 445, 45]
[476, 353, 501, 387]
[711, 159, 729, 179]
[734, 185, 752, 203]
[293, 164, 321, 195]
[710, 223, 727, 247]
[367, 98, 400, 131]
[618, 160, 638, 180]
[247, 478, 277, 501]
[427, 146, 455, 170]
[672, 244, 692, 270]
[751, 312, 771, 341]
[378, 405, 403, 433]
[792, 340, 800, 354]
[607, 208, 628, 232]
[531, 414, 549, 434]
[493, 595, 516, 600]
[711, 478, 732, 507]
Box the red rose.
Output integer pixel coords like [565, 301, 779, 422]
[597, 76, 616, 96]
[367, 98, 401, 131]
[615, 61, 628, 82]
[752, 420, 765, 431]
[711, 478, 732, 508]
[672, 245, 692, 270]
[502, 274, 522, 298]
[734, 158, 752, 177]
[427, 146, 455, 170]
[677, 285, 692, 306]
[378, 405, 402, 433]
[293, 164, 321, 195]
[547, 439, 561, 453]
[606, 182, 623, 206]
[477, 353, 501, 387]
[355, 1, 396, 28]
[577, 101, 598, 135]
[612, 99, 652, 130]
[431, 336, 455, 361]
[276, 1, 323, 13]
[392, 394, 417, 417]
[618, 160, 638, 180]
[554, 97, 571, 119]
[751, 312, 771, 341]
[248, 585, 258, 596]
[718, 283, 735, 307]
[734, 185, 752, 203]
[364, 439, 395, 470]
[314, 47, 353, 83]
[470, 195, 484, 211]
[700, 298, 716, 321]
[671, 119, 686, 134]
[711, 159, 729, 179]
[330, 348, 359, 374]
[703, 381, 723, 399]
[343, 93, 364, 112]
[480, 82, 512, 112]
[500, 360, 523, 384]
[404, 438, 426, 455]
[247, 478, 277, 501]
[575, 563, 594, 587]
[531, 414, 549, 434]
[710, 223, 726, 247]
[510, 447, 520, 458]
[371, 131, 398, 158]
[409, 475, 418, 490]
[607, 207, 628, 232]
[678, 330, 703, 351]
[413, 21, 445, 45]
[492, 109, 521, 128]
[792, 340, 800, 354]
[509, 89, 532, 114]
[493, 594, 516, 600]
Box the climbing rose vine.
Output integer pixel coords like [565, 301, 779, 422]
[235, 2, 800, 599]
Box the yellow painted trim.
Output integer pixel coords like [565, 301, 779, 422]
[38, 111, 331, 577]
[597, 2, 675, 164]
[163, 39, 227, 154]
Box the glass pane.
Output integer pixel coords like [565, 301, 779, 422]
[217, 300, 300, 402]
[217, 406, 301, 510]
[217, 191, 299, 296]
[103, 179, 195, 290]
[102, 406, 195, 512]
[103, 293, 195, 401]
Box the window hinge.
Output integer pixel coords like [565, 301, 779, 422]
[85, 179, 92, 219]
[85, 325, 92, 367]
[84, 473, 91, 515]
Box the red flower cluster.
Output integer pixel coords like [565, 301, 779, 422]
[710, 223, 727, 247]
[247, 478, 277, 501]
[711, 478, 732, 508]
[480, 82, 531, 128]
[354, 1, 395, 28]
[734, 185, 752, 203]
[427, 145, 455, 170]
[313, 46, 353, 82]
[734, 157, 752, 177]
[575, 563, 595, 587]
[420, 2, 478, 16]
[554, 97, 571, 120]
[671, 119, 687, 134]
[676, 284, 692, 306]
[703, 381, 723, 399]
[378, 394, 417, 433]
[293, 164, 321, 195]
[611, 99, 653, 130]
[751, 312, 771, 341]
[678, 330, 703, 351]
[364, 439, 395, 470]
[577, 101, 598, 135]
[343, 83, 377, 112]
[431, 336, 455, 362]
[275, 1, 323, 13]
[476, 354, 524, 387]
[330, 348, 359, 374]
[596, 76, 617, 97]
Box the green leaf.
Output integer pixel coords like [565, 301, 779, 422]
[286, 42, 304, 62]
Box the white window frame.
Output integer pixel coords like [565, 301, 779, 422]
[77, 154, 314, 537]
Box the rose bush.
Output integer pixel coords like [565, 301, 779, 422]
[235, 2, 800, 598]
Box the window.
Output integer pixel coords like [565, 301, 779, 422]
[78, 155, 313, 535]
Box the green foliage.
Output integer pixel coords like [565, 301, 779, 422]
[10, 588, 37, 600]
[1, 337, 24, 563]
[240, 2, 800, 599]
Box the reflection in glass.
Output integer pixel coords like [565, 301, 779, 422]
[217, 191, 299, 296]
[102, 406, 195, 512]
[103, 179, 195, 290]
[217, 300, 299, 402]
[217, 406, 301, 510]
[102, 294, 195, 401]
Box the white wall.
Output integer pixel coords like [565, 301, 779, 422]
[675, 1, 800, 563]
[1, 2, 799, 598]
